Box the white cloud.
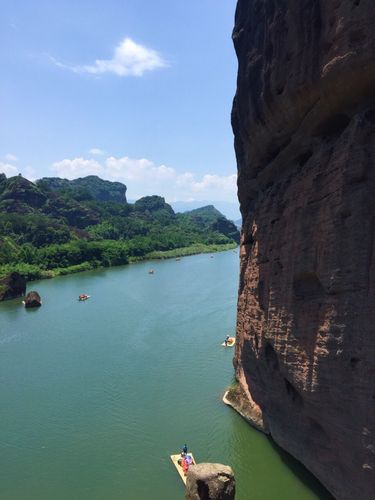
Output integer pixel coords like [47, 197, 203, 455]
[0, 162, 36, 181]
[24, 166, 37, 181]
[52, 158, 103, 179]
[5, 153, 18, 162]
[0, 162, 18, 177]
[191, 174, 237, 194]
[89, 148, 107, 156]
[105, 156, 175, 182]
[51, 37, 167, 77]
[50, 154, 237, 203]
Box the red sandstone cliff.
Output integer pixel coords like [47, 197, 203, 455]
[231, 1, 375, 498]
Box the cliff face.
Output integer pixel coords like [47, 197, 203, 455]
[0, 272, 26, 301]
[232, 1, 375, 499]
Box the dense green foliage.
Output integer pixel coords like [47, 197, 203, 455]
[0, 174, 239, 281]
[37, 175, 127, 203]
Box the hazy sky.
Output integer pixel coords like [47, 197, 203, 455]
[0, 1, 238, 206]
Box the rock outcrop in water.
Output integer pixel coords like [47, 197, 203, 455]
[0, 272, 26, 301]
[24, 291, 42, 308]
[231, 1, 375, 499]
[185, 463, 235, 500]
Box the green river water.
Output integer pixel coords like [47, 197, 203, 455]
[0, 250, 331, 500]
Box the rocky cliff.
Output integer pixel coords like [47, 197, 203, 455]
[0, 272, 26, 301]
[231, 1, 375, 499]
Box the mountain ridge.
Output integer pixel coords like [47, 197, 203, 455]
[0, 174, 239, 284]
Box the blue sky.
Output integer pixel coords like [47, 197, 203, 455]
[0, 1, 239, 214]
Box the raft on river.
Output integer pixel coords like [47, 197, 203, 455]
[170, 453, 196, 484]
[78, 294, 90, 301]
[221, 337, 235, 347]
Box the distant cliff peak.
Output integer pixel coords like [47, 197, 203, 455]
[37, 175, 127, 203]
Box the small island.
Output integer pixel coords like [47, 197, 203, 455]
[23, 291, 42, 308]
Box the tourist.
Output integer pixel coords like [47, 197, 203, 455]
[182, 456, 189, 475]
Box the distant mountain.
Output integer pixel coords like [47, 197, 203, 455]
[171, 200, 240, 221]
[0, 174, 47, 212]
[0, 174, 99, 228]
[37, 175, 127, 203]
[180, 205, 240, 243]
[0, 175, 239, 280]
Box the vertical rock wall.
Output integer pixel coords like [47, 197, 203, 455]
[232, 1, 375, 498]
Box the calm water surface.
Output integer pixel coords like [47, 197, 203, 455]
[0, 251, 331, 499]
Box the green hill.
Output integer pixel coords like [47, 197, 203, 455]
[180, 205, 240, 243]
[37, 175, 127, 203]
[0, 174, 239, 282]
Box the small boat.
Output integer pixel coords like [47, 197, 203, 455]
[170, 453, 196, 484]
[148, 269, 155, 274]
[78, 294, 90, 301]
[222, 337, 235, 347]
[175, 258, 181, 261]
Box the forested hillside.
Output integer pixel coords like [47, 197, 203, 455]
[0, 174, 239, 280]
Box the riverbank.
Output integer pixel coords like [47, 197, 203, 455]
[136, 242, 237, 261]
[0, 242, 238, 288]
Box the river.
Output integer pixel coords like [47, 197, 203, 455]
[0, 250, 331, 499]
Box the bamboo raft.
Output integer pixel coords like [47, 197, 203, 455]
[221, 337, 235, 347]
[170, 453, 196, 485]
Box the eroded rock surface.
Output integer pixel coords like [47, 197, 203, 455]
[185, 463, 235, 500]
[232, 1, 375, 499]
[0, 272, 26, 301]
[223, 386, 268, 433]
[24, 291, 42, 308]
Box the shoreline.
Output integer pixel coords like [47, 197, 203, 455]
[0, 243, 238, 297]
[136, 242, 237, 261]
